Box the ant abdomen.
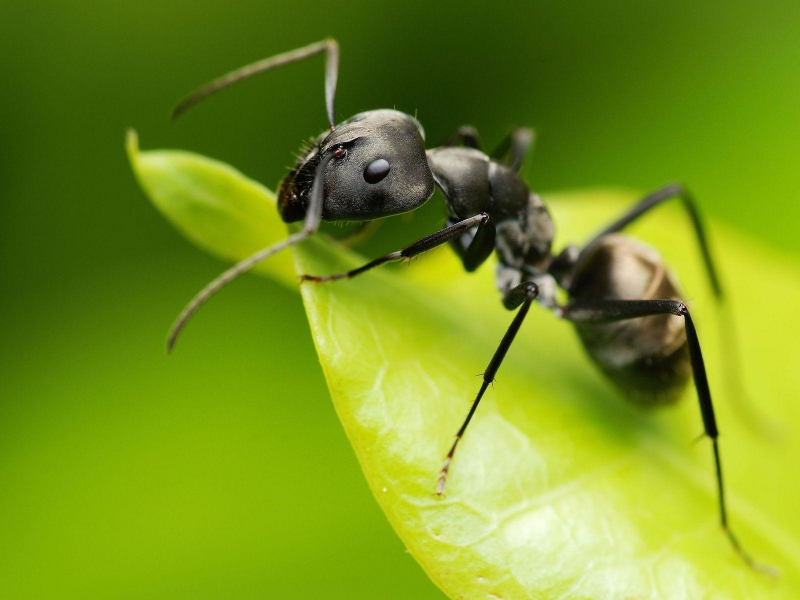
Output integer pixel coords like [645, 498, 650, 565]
[569, 234, 691, 404]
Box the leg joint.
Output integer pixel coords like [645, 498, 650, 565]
[502, 280, 539, 310]
[522, 281, 539, 299]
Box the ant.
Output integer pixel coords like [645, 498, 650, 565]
[167, 39, 774, 575]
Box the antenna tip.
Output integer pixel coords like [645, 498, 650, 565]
[170, 105, 185, 122]
[165, 330, 178, 354]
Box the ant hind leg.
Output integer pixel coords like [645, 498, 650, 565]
[562, 298, 777, 576]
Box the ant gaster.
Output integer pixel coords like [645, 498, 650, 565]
[167, 39, 774, 575]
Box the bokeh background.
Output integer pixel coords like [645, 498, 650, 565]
[1, 1, 799, 598]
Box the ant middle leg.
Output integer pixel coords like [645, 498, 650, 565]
[443, 125, 536, 173]
[299, 213, 494, 282]
[562, 298, 776, 575]
[490, 127, 535, 172]
[444, 125, 481, 149]
[437, 280, 539, 494]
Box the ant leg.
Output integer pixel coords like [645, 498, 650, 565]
[166, 154, 334, 352]
[299, 213, 493, 282]
[577, 184, 776, 435]
[443, 126, 535, 172]
[172, 38, 339, 130]
[490, 127, 535, 172]
[579, 183, 721, 298]
[444, 125, 481, 149]
[446, 214, 497, 272]
[437, 281, 539, 494]
[562, 298, 776, 576]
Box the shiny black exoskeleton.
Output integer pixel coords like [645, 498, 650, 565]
[167, 39, 773, 574]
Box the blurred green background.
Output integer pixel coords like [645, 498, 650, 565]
[1, 1, 798, 598]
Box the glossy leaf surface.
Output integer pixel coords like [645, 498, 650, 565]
[129, 134, 800, 599]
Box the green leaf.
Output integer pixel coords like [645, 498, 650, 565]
[126, 130, 295, 287]
[128, 133, 800, 598]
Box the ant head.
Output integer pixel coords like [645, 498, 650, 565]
[278, 110, 434, 222]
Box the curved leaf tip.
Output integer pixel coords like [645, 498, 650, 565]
[128, 137, 800, 599]
[127, 130, 296, 287]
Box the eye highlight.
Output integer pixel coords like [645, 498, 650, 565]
[363, 158, 391, 184]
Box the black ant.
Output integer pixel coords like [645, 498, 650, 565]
[167, 39, 774, 575]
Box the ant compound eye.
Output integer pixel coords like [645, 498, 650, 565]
[333, 146, 347, 159]
[363, 158, 391, 184]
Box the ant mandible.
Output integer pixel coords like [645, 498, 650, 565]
[167, 39, 773, 575]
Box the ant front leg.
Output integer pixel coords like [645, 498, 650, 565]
[447, 213, 497, 272]
[562, 298, 777, 576]
[437, 280, 539, 495]
[299, 213, 493, 282]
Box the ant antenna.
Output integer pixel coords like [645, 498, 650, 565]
[166, 153, 333, 353]
[172, 38, 340, 130]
